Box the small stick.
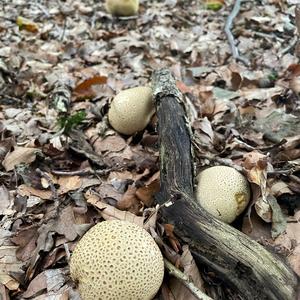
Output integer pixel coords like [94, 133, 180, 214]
[164, 259, 213, 300]
[280, 36, 298, 56]
[225, 0, 250, 66]
[51, 166, 120, 176]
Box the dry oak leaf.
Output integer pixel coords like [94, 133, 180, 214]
[2, 147, 41, 171]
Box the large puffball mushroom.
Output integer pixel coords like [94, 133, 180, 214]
[105, 0, 139, 16]
[70, 220, 164, 300]
[196, 166, 250, 223]
[108, 86, 155, 135]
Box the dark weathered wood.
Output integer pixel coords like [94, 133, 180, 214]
[152, 69, 298, 300]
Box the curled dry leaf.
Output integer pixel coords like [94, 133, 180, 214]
[73, 75, 107, 99]
[136, 179, 160, 207]
[270, 180, 293, 197]
[116, 185, 142, 215]
[164, 224, 181, 253]
[242, 151, 271, 222]
[242, 151, 268, 186]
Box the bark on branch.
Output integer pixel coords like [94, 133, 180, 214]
[151, 68, 297, 300]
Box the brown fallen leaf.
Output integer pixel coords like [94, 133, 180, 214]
[270, 180, 293, 197]
[74, 75, 107, 99]
[57, 176, 82, 194]
[242, 151, 271, 222]
[164, 224, 181, 253]
[24, 206, 91, 281]
[136, 179, 160, 207]
[2, 146, 40, 171]
[93, 135, 127, 153]
[18, 184, 52, 200]
[11, 226, 39, 262]
[86, 192, 144, 227]
[116, 185, 142, 215]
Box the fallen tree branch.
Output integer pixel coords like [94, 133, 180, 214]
[152, 69, 297, 300]
[164, 259, 213, 300]
[225, 0, 250, 66]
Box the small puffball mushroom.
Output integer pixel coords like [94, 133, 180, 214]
[70, 220, 164, 300]
[105, 0, 139, 16]
[108, 86, 154, 135]
[196, 166, 250, 223]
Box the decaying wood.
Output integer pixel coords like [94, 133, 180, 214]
[152, 69, 298, 300]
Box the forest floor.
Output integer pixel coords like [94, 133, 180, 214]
[0, 0, 299, 299]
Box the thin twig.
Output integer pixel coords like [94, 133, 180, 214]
[51, 166, 121, 176]
[60, 17, 67, 41]
[117, 16, 138, 20]
[280, 36, 298, 56]
[164, 259, 213, 300]
[225, 0, 250, 66]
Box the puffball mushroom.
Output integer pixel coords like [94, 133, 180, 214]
[108, 86, 155, 135]
[105, 0, 139, 16]
[70, 220, 164, 300]
[196, 166, 250, 223]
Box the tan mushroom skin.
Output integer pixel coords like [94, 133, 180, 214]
[108, 86, 154, 135]
[196, 166, 250, 223]
[70, 220, 164, 300]
[105, 0, 139, 16]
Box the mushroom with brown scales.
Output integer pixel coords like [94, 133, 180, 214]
[105, 0, 139, 16]
[196, 166, 251, 223]
[108, 86, 155, 135]
[70, 220, 164, 300]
